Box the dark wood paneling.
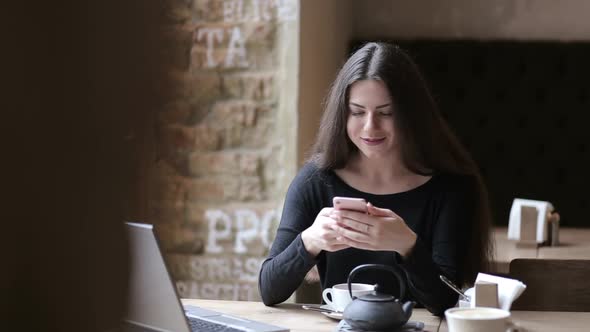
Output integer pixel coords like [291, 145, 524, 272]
[352, 40, 590, 227]
[510, 259, 590, 311]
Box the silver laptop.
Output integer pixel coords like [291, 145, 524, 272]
[124, 222, 288, 332]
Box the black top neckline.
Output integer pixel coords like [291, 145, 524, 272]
[328, 169, 437, 199]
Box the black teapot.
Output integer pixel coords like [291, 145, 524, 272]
[343, 264, 414, 331]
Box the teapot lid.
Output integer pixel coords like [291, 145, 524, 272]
[356, 293, 397, 302]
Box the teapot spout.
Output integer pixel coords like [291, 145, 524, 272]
[402, 301, 415, 319]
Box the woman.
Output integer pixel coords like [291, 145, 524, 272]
[258, 42, 493, 315]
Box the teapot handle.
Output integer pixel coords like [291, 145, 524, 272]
[347, 264, 406, 300]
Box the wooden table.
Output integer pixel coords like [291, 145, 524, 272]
[181, 299, 590, 332]
[181, 299, 441, 332]
[296, 227, 590, 302]
[492, 227, 590, 274]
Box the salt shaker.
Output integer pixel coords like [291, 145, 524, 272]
[547, 211, 560, 246]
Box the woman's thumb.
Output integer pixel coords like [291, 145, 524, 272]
[367, 202, 395, 217]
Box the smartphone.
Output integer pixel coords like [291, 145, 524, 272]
[333, 197, 368, 213]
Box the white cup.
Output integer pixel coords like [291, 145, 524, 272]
[445, 307, 520, 332]
[322, 283, 375, 312]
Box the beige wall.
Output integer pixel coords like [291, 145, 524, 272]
[353, 0, 590, 40]
[277, 5, 301, 203]
[298, 0, 353, 165]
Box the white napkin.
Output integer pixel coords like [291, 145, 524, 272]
[464, 273, 526, 311]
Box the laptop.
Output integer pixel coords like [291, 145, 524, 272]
[124, 222, 289, 332]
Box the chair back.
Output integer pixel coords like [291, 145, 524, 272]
[509, 259, 590, 311]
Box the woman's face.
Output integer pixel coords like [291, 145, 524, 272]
[346, 79, 397, 159]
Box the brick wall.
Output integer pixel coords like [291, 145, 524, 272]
[150, 0, 299, 301]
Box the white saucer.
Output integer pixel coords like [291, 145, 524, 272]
[320, 305, 344, 320]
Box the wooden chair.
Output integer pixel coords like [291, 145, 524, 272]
[509, 259, 590, 311]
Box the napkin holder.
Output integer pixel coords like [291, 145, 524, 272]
[517, 205, 540, 248]
[468, 273, 527, 311]
[508, 198, 559, 247]
[474, 281, 499, 308]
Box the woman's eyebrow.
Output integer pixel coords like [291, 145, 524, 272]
[349, 102, 391, 109]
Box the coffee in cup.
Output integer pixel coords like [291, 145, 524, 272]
[322, 283, 375, 312]
[445, 307, 519, 332]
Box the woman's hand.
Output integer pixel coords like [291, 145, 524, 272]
[301, 207, 350, 257]
[331, 202, 417, 257]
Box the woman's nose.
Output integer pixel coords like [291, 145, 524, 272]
[364, 112, 379, 130]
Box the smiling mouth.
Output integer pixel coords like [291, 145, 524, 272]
[361, 137, 386, 145]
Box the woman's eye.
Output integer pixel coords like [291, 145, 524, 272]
[350, 111, 364, 116]
[379, 111, 393, 116]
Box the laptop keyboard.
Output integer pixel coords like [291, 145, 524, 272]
[187, 316, 247, 332]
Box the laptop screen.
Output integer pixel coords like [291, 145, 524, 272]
[125, 222, 190, 332]
[124, 222, 288, 332]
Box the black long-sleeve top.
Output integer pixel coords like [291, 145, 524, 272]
[258, 162, 475, 316]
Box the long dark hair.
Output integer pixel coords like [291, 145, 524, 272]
[310, 42, 493, 286]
